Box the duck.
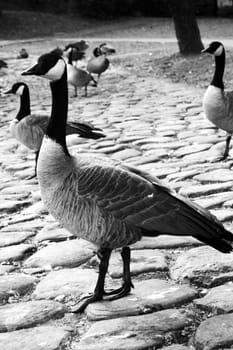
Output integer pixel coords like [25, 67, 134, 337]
[66, 47, 97, 97]
[22, 51, 233, 313]
[87, 46, 110, 81]
[202, 41, 233, 160]
[4, 82, 104, 178]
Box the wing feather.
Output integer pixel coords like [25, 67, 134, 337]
[76, 159, 233, 251]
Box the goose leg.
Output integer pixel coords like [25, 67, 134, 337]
[222, 133, 232, 160]
[84, 86, 87, 97]
[27, 151, 39, 180]
[70, 247, 111, 313]
[104, 246, 134, 300]
[73, 87, 77, 97]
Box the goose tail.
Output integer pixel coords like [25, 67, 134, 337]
[90, 75, 98, 87]
[66, 121, 105, 139]
[181, 202, 233, 253]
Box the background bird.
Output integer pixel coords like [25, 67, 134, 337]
[202, 41, 233, 160]
[4, 81, 104, 178]
[66, 47, 97, 97]
[22, 51, 233, 313]
[87, 47, 110, 82]
[99, 42, 116, 55]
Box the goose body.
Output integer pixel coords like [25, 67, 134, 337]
[87, 47, 110, 79]
[202, 41, 233, 159]
[66, 48, 97, 97]
[22, 52, 233, 312]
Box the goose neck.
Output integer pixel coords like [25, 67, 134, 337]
[46, 68, 70, 155]
[211, 49, 225, 89]
[16, 85, 30, 121]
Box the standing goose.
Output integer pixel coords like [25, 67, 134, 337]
[202, 41, 233, 160]
[66, 48, 97, 97]
[87, 47, 110, 81]
[4, 82, 104, 178]
[22, 52, 233, 313]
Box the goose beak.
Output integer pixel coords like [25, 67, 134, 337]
[2, 88, 13, 94]
[201, 47, 210, 54]
[22, 63, 41, 76]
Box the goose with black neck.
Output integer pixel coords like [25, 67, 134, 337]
[22, 51, 233, 313]
[202, 41, 233, 160]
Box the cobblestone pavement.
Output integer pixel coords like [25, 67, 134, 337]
[0, 40, 233, 350]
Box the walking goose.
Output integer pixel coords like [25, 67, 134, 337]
[4, 82, 104, 178]
[66, 48, 97, 97]
[87, 47, 110, 81]
[22, 52, 233, 313]
[202, 41, 233, 160]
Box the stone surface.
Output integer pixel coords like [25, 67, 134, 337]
[108, 249, 168, 278]
[0, 244, 34, 263]
[74, 308, 194, 350]
[0, 231, 35, 247]
[194, 313, 233, 350]
[33, 268, 97, 300]
[0, 300, 65, 332]
[170, 246, 233, 285]
[194, 283, 233, 313]
[0, 274, 37, 303]
[0, 265, 15, 275]
[0, 325, 71, 350]
[86, 279, 197, 321]
[24, 239, 95, 269]
[131, 235, 201, 250]
[179, 182, 233, 197]
[35, 223, 74, 242]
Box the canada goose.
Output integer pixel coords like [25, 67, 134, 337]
[64, 40, 89, 53]
[17, 48, 29, 59]
[99, 42, 116, 55]
[4, 82, 104, 178]
[22, 52, 233, 313]
[202, 41, 233, 160]
[87, 47, 110, 81]
[66, 48, 97, 97]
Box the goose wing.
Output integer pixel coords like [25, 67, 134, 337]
[77, 159, 233, 252]
[66, 121, 105, 139]
[26, 114, 49, 133]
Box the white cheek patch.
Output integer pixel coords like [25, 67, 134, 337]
[214, 45, 223, 56]
[44, 59, 65, 80]
[16, 85, 25, 96]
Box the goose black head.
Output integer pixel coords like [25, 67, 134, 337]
[99, 43, 116, 55]
[93, 47, 102, 57]
[4, 82, 27, 96]
[22, 52, 66, 81]
[202, 41, 224, 56]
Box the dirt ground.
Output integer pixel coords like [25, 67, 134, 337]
[1, 11, 233, 91]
